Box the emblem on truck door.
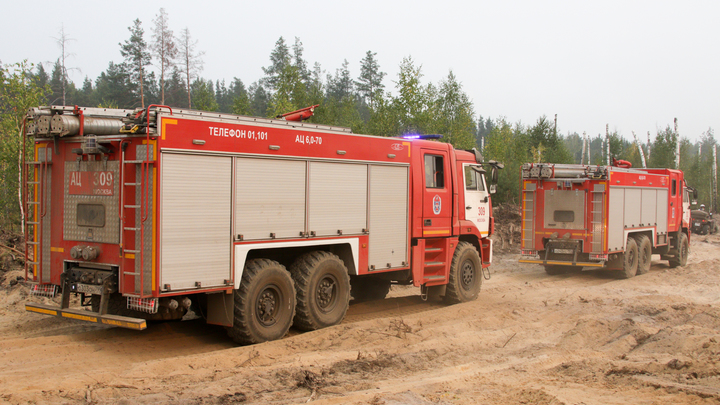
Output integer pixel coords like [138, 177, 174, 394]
[433, 195, 442, 215]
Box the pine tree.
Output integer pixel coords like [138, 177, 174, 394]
[190, 78, 218, 111]
[94, 61, 132, 108]
[262, 37, 290, 92]
[356, 51, 385, 107]
[248, 81, 269, 117]
[292, 37, 311, 84]
[434, 71, 475, 149]
[327, 59, 354, 101]
[228, 78, 251, 115]
[120, 19, 151, 108]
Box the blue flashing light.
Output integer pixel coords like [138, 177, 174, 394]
[402, 134, 443, 140]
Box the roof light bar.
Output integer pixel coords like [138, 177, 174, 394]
[402, 134, 443, 140]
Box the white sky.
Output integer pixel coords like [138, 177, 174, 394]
[3, 0, 718, 143]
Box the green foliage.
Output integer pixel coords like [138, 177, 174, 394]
[483, 119, 528, 204]
[432, 71, 475, 149]
[356, 51, 385, 107]
[7, 25, 718, 213]
[0, 61, 49, 230]
[262, 37, 290, 93]
[648, 126, 677, 168]
[190, 78, 218, 111]
[228, 78, 251, 115]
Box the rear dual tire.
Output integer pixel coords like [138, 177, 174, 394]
[290, 252, 350, 331]
[226, 259, 296, 345]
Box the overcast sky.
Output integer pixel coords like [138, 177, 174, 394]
[3, 1, 718, 143]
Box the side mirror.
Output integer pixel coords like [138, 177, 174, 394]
[489, 184, 497, 194]
[694, 189, 699, 199]
[491, 166, 499, 184]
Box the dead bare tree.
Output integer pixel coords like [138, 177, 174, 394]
[151, 8, 177, 105]
[177, 27, 204, 108]
[52, 25, 79, 105]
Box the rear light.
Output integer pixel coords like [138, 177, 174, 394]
[30, 284, 58, 298]
[127, 297, 158, 314]
[521, 249, 539, 259]
[589, 253, 608, 261]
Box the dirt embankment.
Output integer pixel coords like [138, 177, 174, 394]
[1, 230, 720, 404]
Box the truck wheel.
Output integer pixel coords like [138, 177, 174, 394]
[290, 252, 350, 331]
[618, 237, 639, 279]
[634, 234, 652, 275]
[444, 242, 482, 304]
[544, 265, 567, 275]
[350, 276, 392, 302]
[669, 233, 689, 268]
[226, 259, 296, 345]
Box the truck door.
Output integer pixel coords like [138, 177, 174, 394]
[669, 171, 682, 231]
[422, 150, 452, 237]
[682, 181, 691, 228]
[463, 163, 490, 235]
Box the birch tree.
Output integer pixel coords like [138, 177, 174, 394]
[0, 61, 48, 231]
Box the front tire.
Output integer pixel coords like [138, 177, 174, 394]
[669, 232, 689, 268]
[444, 242, 482, 304]
[226, 259, 296, 345]
[634, 234, 652, 275]
[290, 252, 350, 331]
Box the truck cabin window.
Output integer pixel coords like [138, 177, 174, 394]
[425, 155, 445, 189]
[464, 166, 485, 191]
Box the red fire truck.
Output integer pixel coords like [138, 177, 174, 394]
[519, 160, 692, 278]
[23, 105, 501, 345]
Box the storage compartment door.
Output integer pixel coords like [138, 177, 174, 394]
[235, 158, 306, 240]
[160, 153, 232, 291]
[368, 165, 409, 270]
[308, 162, 367, 236]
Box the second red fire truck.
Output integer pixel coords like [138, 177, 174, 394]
[519, 160, 692, 277]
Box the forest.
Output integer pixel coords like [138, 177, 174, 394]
[1, 8, 718, 230]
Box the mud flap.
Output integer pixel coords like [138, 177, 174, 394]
[206, 291, 234, 327]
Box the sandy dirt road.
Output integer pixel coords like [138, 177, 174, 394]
[1, 234, 720, 404]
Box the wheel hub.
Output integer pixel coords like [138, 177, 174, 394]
[316, 276, 337, 312]
[257, 286, 279, 326]
[461, 259, 475, 289]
